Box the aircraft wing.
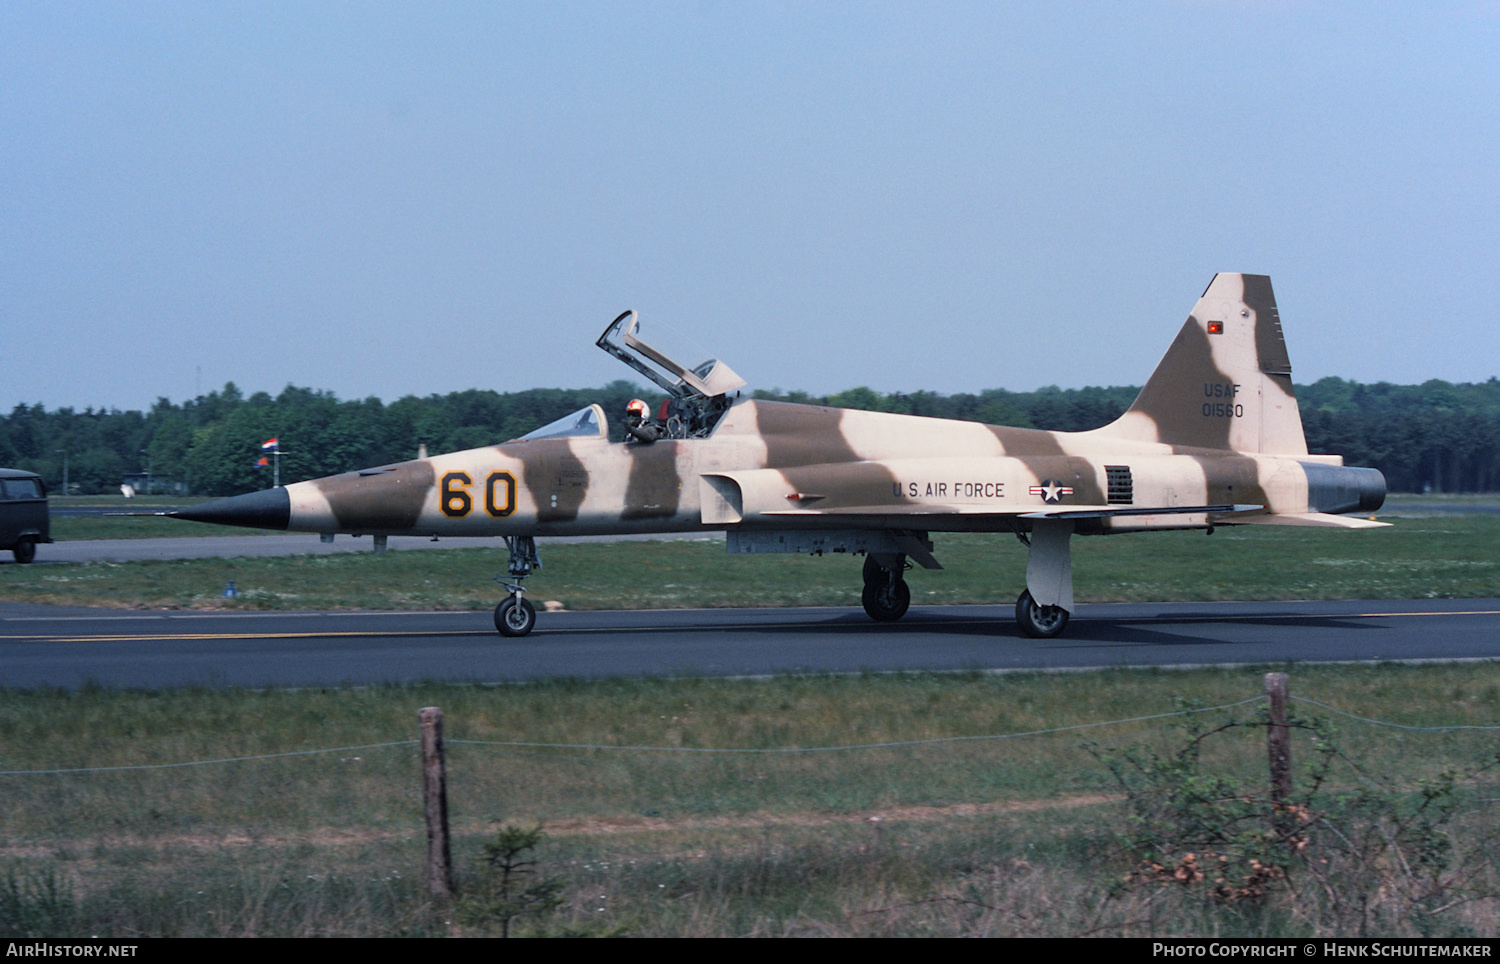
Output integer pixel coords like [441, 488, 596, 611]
[759, 504, 1392, 533]
[701, 470, 1265, 528]
[760, 503, 1262, 520]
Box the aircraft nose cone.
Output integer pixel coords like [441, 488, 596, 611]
[170, 488, 291, 530]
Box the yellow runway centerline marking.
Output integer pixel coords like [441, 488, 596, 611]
[0, 631, 498, 643]
[1114, 609, 1500, 624]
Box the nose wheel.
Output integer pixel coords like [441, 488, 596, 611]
[494, 536, 541, 637]
[495, 596, 537, 637]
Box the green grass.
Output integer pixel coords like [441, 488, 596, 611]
[6, 500, 1496, 934]
[4, 515, 1497, 610]
[3, 666, 1500, 935]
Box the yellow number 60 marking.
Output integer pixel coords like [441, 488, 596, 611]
[486, 471, 516, 517]
[440, 472, 472, 518]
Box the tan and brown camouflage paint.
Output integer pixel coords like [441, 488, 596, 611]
[279, 274, 1379, 543]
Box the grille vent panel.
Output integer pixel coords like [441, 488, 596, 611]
[1106, 465, 1133, 505]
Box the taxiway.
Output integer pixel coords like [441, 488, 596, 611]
[2, 598, 1497, 690]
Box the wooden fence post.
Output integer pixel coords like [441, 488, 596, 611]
[1265, 672, 1291, 837]
[420, 706, 453, 898]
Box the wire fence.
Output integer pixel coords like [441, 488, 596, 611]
[4, 691, 1499, 777]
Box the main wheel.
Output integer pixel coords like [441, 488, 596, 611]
[494, 597, 537, 637]
[1015, 589, 1068, 639]
[12, 538, 36, 564]
[862, 554, 884, 586]
[862, 578, 911, 622]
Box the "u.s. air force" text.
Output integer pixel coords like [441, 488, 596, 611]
[893, 482, 1006, 499]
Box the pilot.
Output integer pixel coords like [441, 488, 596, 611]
[624, 398, 661, 444]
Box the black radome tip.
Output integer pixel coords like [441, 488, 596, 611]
[170, 487, 291, 531]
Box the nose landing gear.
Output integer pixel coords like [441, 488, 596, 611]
[494, 536, 541, 637]
[495, 596, 536, 636]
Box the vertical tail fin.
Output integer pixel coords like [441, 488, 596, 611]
[1099, 273, 1308, 455]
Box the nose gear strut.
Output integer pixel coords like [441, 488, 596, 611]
[493, 536, 541, 636]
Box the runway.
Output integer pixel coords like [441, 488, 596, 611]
[2, 597, 1499, 690]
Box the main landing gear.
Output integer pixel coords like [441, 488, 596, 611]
[861, 553, 911, 622]
[1015, 588, 1069, 638]
[1014, 520, 1075, 639]
[494, 536, 540, 637]
[850, 523, 1077, 638]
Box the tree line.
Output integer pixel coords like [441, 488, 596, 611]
[2, 376, 1497, 496]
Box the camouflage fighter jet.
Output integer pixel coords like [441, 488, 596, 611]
[172, 273, 1387, 638]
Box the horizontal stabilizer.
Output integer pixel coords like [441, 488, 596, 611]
[1230, 512, 1390, 529]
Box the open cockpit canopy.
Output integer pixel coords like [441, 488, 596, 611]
[596, 310, 745, 438]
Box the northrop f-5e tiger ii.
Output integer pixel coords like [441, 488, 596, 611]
[173, 273, 1388, 638]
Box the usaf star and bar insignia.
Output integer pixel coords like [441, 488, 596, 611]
[1028, 479, 1074, 504]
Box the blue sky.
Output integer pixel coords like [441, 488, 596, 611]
[3, 2, 1497, 411]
